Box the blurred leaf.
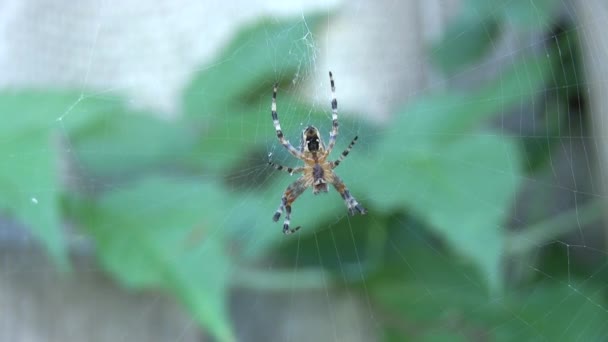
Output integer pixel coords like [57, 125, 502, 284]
[0, 91, 114, 136]
[0, 132, 67, 268]
[460, 0, 501, 16]
[501, 0, 559, 29]
[79, 177, 243, 341]
[372, 246, 608, 341]
[368, 134, 518, 292]
[0, 90, 111, 268]
[235, 178, 346, 257]
[188, 107, 265, 173]
[217, 42, 554, 293]
[520, 101, 564, 172]
[431, 16, 500, 75]
[506, 200, 603, 256]
[185, 93, 362, 174]
[71, 109, 198, 176]
[376, 279, 608, 341]
[410, 52, 552, 142]
[433, 0, 559, 74]
[274, 209, 380, 273]
[363, 53, 552, 291]
[183, 15, 325, 116]
[372, 244, 502, 341]
[464, 0, 558, 23]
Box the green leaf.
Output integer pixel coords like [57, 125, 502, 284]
[81, 177, 242, 341]
[405, 52, 552, 143]
[0, 91, 124, 136]
[368, 134, 518, 292]
[0, 90, 111, 268]
[188, 107, 265, 173]
[376, 279, 608, 341]
[184, 92, 357, 174]
[0, 132, 67, 268]
[246, 53, 552, 288]
[360, 54, 554, 291]
[71, 109, 198, 176]
[183, 15, 325, 116]
[431, 15, 500, 75]
[462, 0, 559, 29]
[501, 0, 559, 30]
[432, 0, 560, 74]
[372, 246, 608, 341]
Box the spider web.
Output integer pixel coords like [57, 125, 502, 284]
[1, 0, 608, 341]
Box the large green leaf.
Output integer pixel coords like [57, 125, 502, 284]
[70, 109, 198, 176]
[0, 132, 67, 268]
[431, 15, 500, 75]
[500, 0, 559, 30]
[432, 0, 560, 74]
[188, 95, 350, 173]
[406, 53, 552, 142]
[463, 0, 560, 29]
[372, 246, 608, 341]
[183, 15, 325, 117]
[80, 177, 248, 341]
[0, 91, 113, 136]
[348, 54, 551, 292]
[187, 107, 267, 173]
[363, 133, 518, 292]
[0, 91, 112, 268]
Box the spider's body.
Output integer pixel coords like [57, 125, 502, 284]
[299, 125, 332, 194]
[269, 72, 367, 234]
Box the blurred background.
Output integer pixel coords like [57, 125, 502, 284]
[1, 0, 608, 341]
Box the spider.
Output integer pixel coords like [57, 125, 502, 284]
[269, 71, 367, 234]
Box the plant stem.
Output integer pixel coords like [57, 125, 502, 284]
[231, 266, 331, 291]
[506, 200, 604, 256]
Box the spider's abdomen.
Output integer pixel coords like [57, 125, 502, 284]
[313, 163, 324, 180]
[312, 164, 329, 194]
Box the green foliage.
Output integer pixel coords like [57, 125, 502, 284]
[0, 91, 113, 268]
[0, 4, 603, 341]
[365, 54, 552, 292]
[183, 16, 323, 117]
[372, 238, 608, 341]
[0, 130, 66, 268]
[461, 0, 558, 29]
[71, 109, 198, 177]
[431, 16, 500, 75]
[432, 0, 560, 74]
[71, 177, 239, 341]
[501, 0, 559, 29]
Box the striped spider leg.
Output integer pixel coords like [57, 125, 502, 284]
[271, 83, 302, 158]
[270, 72, 366, 234]
[272, 177, 308, 234]
[332, 136, 358, 168]
[333, 175, 367, 216]
[267, 161, 304, 175]
[326, 71, 339, 153]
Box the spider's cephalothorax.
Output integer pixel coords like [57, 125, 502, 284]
[268, 71, 367, 234]
[302, 126, 324, 153]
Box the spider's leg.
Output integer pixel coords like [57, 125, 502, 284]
[272, 177, 308, 234]
[326, 71, 339, 153]
[272, 84, 302, 159]
[332, 136, 358, 169]
[331, 175, 367, 216]
[268, 161, 304, 175]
